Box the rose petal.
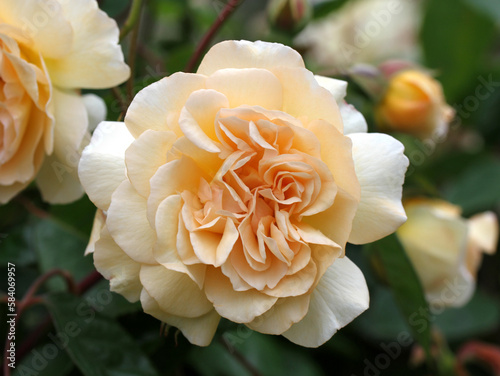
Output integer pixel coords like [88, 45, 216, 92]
[247, 294, 310, 335]
[468, 212, 498, 255]
[140, 264, 213, 318]
[82, 93, 107, 132]
[78, 121, 134, 210]
[140, 289, 220, 347]
[44, 0, 130, 88]
[125, 129, 178, 197]
[204, 267, 278, 323]
[283, 257, 369, 347]
[206, 68, 283, 110]
[178, 89, 228, 153]
[125, 73, 206, 138]
[314, 75, 347, 103]
[107, 180, 156, 264]
[272, 67, 343, 131]
[348, 133, 408, 244]
[36, 153, 84, 203]
[1, 0, 73, 59]
[84, 209, 106, 255]
[197, 40, 305, 76]
[94, 227, 142, 302]
[397, 202, 471, 306]
[154, 194, 206, 288]
[148, 156, 208, 227]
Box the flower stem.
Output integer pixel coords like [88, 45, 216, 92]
[185, 0, 244, 73]
[2, 270, 102, 372]
[119, 0, 144, 42]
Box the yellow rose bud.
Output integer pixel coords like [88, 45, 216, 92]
[397, 198, 498, 307]
[376, 70, 455, 140]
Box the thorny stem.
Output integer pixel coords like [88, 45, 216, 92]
[185, 0, 244, 73]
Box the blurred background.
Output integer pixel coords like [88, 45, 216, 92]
[1, 0, 500, 375]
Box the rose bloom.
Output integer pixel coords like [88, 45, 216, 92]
[0, 0, 129, 204]
[295, 0, 422, 70]
[79, 40, 409, 347]
[397, 198, 498, 307]
[375, 69, 455, 140]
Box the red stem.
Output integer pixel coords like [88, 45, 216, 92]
[184, 0, 244, 73]
[2, 269, 102, 375]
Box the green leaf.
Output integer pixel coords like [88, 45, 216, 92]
[444, 157, 500, 215]
[370, 234, 433, 359]
[312, 0, 350, 19]
[45, 292, 159, 376]
[421, 0, 496, 101]
[13, 344, 74, 376]
[353, 286, 410, 342]
[435, 291, 500, 342]
[463, 0, 500, 24]
[82, 279, 142, 319]
[189, 329, 323, 376]
[32, 218, 94, 291]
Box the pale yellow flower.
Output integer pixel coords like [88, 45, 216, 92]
[0, 0, 129, 204]
[295, 0, 422, 69]
[79, 40, 409, 347]
[397, 198, 498, 307]
[375, 70, 455, 140]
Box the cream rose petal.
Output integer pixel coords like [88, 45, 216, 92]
[272, 67, 343, 131]
[204, 268, 278, 323]
[197, 40, 305, 76]
[82, 93, 107, 132]
[93, 227, 142, 302]
[125, 73, 206, 138]
[36, 87, 88, 203]
[283, 257, 369, 347]
[348, 133, 409, 244]
[397, 203, 470, 306]
[0, 181, 30, 204]
[125, 129, 178, 197]
[140, 265, 213, 318]
[106, 180, 156, 264]
[246, 294, 311, 335]
[84, 209, 106, 255]
[147, 156, 209, 227]
[1, 0, 73, 59]
[140, 289, 220, 347]
[206, 68, 283, 109]
[78, 121, 134, 211]
[36, 153, 84, 204]
[314, 75, 368, 134]
[154, 194, 207, 288]
[468, 212, 498, 255]
[178, 89, 228, 153]
[43, 0, 130, 88]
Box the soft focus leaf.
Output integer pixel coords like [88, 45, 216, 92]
[370, 234, 433, 359]
[445, 158, 500, 216]
[13, 344, 74, 376]
[189, 329, 323, 376]
[45, 292, 159, 376]
[421, 0, 496, 100]
[435, 291, 500, 342]
[32, 218, 94, 291]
